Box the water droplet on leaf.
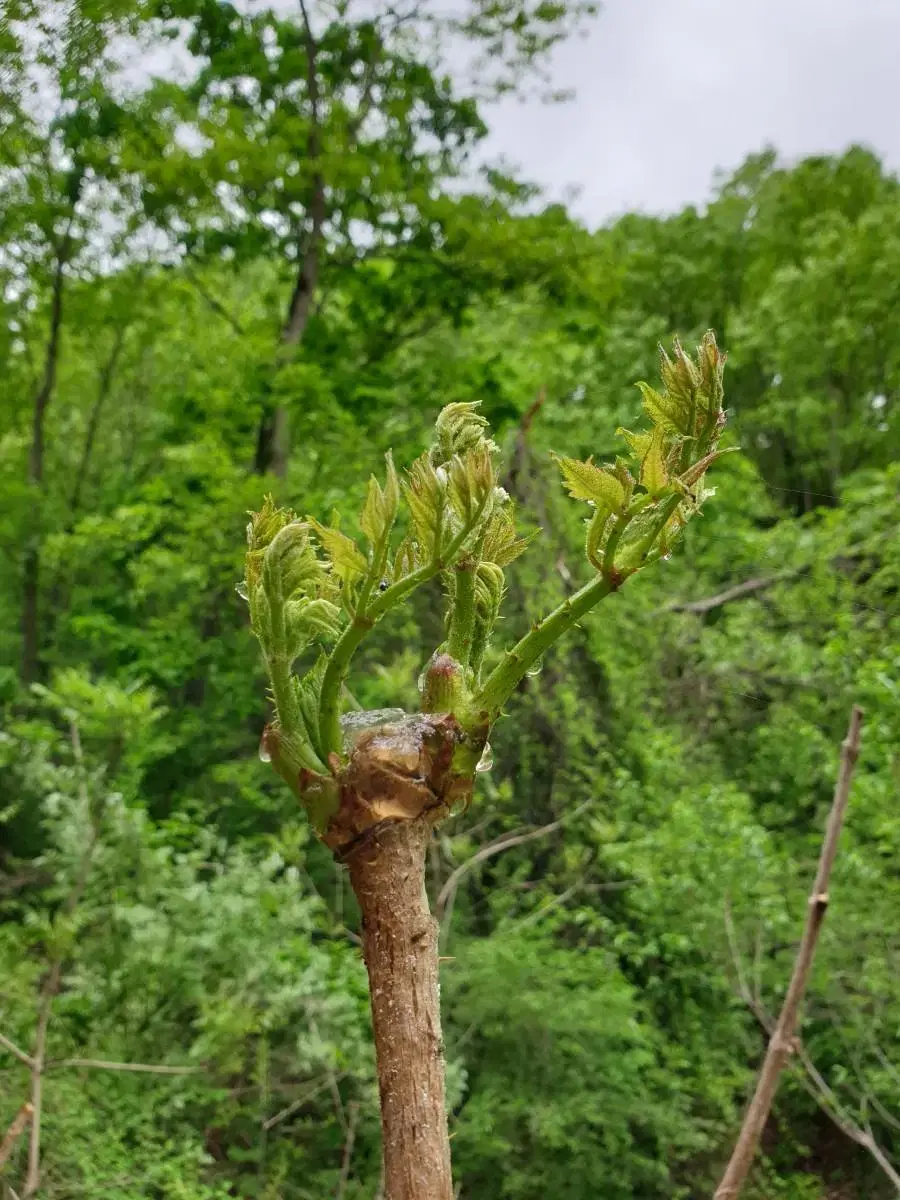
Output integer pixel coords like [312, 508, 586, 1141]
[475, 742, 493, 773]
[235, 580, 249, 601]
[526, 657, 544, 678]
[258, 732, 272, 763]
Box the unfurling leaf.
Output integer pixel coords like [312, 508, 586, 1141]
[636, 381, 691, 435]
[308, 517, 368, 585]
[432, 401, 498, 465]
[679, 445, 738, 490]
[554, 455, 626, 510]
[585, 506, 611, 570]
[616, 427, 653, 462]
[447, 446, 495, 525]
[482, 505, 533, 566]
[284, 598, 343, 658]
[470, 560, 507, 680]
[404, 453, 447, 562]
[391, 536, 418, 581]
[640, 426, 669, 496]
[295, 652, 329, 749]
[245, 494, 296, 591]
[263, 523, 335, 606]
[697, 328, 726, 407]
[360, 452, 399, 549]
[658, 337, 701, 409]
[474, 561, 506, 617]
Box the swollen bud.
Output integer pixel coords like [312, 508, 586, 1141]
[419, 651, 469, 715]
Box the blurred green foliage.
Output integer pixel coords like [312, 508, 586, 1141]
[1, 2, 898, 1197]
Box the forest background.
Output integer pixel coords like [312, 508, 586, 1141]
[1, 2, 898, 1197]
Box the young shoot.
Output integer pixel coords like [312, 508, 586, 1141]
[239, 330, 732, 1200]
[241, 330, 732, 843]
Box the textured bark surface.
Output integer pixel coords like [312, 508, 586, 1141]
[348, 819, 452, 1200]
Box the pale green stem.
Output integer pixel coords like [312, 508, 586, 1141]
[317, 614, 377, 761]
[601, 511, 633, 578]
[317, 512, 487, 757]
[267, 651, 298, 731]
[356, 527, 393, 617]
[265, 652, 328, 774]
[626, 493, 682, 565]
[471, 572, 616, 721]
[446, 565, 476, 665]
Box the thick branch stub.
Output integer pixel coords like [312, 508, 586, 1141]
[320, 712, 471, 856]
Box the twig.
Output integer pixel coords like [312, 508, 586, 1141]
[436, 800, 591, 932]
[263, 1076, 338, 1131]
[726, 913, 900, 1191]
[309, 1017, 346, 1132]
[714, 704, 863, 1199]
[69, 319, 131, 517]
[44, 1058, 200, 1075]
[335, 1100, 359, 1199]
[24, 720, 98, 1197]
[871, 1040, 900, 1094]
[659, 572, 799, 616]
[0, 1103, 33, 1169]
[510, 881, 581, 932]
[24, 962, 60, 1197]
[0, 1033, 33, 1069]
[183, 264, 246, 336]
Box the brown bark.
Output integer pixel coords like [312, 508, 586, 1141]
[294, 712, 473, 1199]
[714, 704, 863, 1200]
[348, 818, 453, 1200]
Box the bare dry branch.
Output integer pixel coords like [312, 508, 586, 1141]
[24, 961, 61, 1197]
[510, 881, 582, 932]
[436, 800, 591, 932]
[0, 1103, 33, 1170]
[727, 914, 900, 1190]
[44, 1058, 201, 1075]
[336, 1100, 360, 1199]
[659, 573, 799, 616]
[715, 705, 864, 1199]
[263, 1076, 341, 1132]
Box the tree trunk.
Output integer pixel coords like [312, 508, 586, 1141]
[22, 244, 68, 682]
[254, 0, 326, 479]
[347, 818, 453, 1200]
[69, 321, 128, 517]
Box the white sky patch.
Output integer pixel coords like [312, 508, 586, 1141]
[480, 0, 900, 224]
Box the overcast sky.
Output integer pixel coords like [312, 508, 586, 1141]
[481, 0, 900, 226]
